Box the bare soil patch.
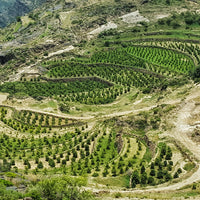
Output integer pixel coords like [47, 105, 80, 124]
[120, 10, 149, 24]
[0, 93, 8, 104]
[88, 22, 117, 39]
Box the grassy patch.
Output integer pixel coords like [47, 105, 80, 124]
[93, 175, 130, 188]
[142, 146, 152, 163]
[21, 16, 34, 27]
[183, 162, 196, 172]
[30, 100, 58, 110]
[14, 22, 22, 32]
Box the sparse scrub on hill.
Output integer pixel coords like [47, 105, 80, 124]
[157, 11, 200, 30]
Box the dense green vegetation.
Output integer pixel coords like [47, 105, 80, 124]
[158, 12, 200, 29]
[0, 175, 94, 200]
[0, 80, 110, 99]
[131, 143, 175, 187]
[0, 41, 196, 105]
[45, 61, 159, 87]
[126, 46, 195, 74]
[0, 125, 179, 192]
[39, 43, 195, 104]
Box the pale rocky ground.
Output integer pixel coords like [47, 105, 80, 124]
[47, 45, 74, 57]
[155, 14, 170, 19]
[88, 22, 118, 39]
[120, 10, 149, 24]
[0, 93, 7, 104]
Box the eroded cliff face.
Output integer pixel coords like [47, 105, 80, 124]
[0, 0, 46, 27]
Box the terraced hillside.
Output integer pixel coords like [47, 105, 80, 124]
[1, 0, 200, 199]
[0, 32, 200, 199]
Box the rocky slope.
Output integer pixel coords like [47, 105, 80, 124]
[0, 0, 46, 27]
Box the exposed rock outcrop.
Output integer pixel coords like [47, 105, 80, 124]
[0, 51, 15, 64]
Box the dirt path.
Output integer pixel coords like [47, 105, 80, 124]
[164, 85, 200, 161]
[0, 95, 175, 121]
[102, 106, 156, 118]
[13, 106, 94, 120]
[47, 45, 74, 57]
[102, 100, 174, 119]
[170, 101, 200, 160]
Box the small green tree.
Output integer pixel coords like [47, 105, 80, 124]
[173, 172, 179, 179]
[104, 41, 110, 47]
[37, 161, 44, 169]
[132, 170, 140, 185]
[48, 159, 55, 168]
[192, 183, 197, 190]
[140, 173, 147, 185]
[141, 165, 146, 174]
[150, 169, 155, 176]
[147, 176, 155, 185]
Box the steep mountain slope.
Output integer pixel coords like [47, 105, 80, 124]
[0, 0, 46, 27]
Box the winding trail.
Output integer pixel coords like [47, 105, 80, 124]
[169, 94, 200, 161]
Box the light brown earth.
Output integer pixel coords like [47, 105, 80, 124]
[0, 93, 8, 104]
